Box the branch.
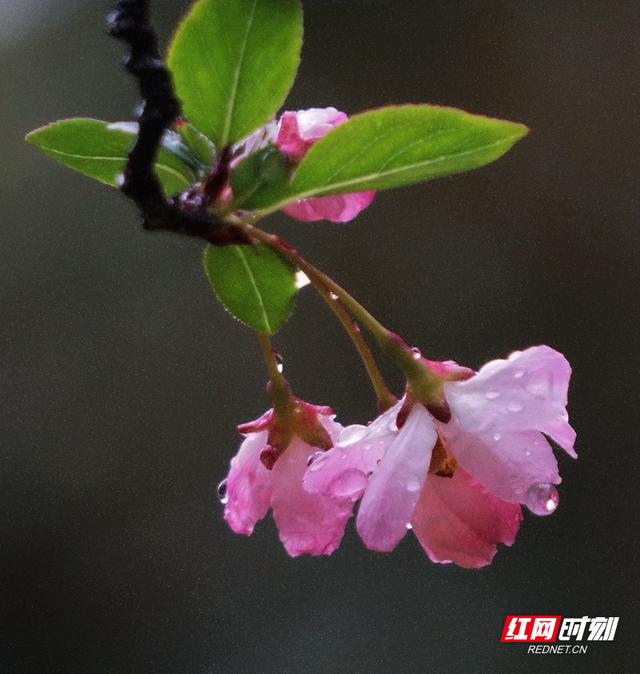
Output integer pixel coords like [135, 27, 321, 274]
[107, 0, 248, 245]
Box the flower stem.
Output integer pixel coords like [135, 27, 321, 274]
[245, 225, 442, 400]
[255, 332, 292, 415]
[308, 277, 396, 411]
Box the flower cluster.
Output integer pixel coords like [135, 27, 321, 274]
[221, 345, 576, 568]
[31, 1, 566, 572]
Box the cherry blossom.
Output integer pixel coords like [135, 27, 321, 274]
[221, 403, 353, 557]
[304, 345, 575, 567]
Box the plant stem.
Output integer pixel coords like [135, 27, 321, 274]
[306, 276, 396, 411]
[241, 226, 394, 409]
[244, 225, 441, 399]
[256, 332, 287, 393]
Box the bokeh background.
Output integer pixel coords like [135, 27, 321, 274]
[2, 1, 639, 672]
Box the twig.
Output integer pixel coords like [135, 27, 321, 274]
[107, 0, 248, 245]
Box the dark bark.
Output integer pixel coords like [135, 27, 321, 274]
[108, 0, 248, 245]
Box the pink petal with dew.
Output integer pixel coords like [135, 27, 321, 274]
[304, 402, 402, 500]
[283, 191, 376, 223]
[317, 409, 344, 443]
[444, 345, 576, 456]
[357, 405, 437, 552]
[443, 428, 561, 504]
[270, 438, 353, 557]
[411, 470, 522, 569]
[223, 430, 275, 535]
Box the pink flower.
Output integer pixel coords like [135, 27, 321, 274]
[220, 403, 354, 557]
[275, 107, 375, 223]
[231, 107, 375, 222]
[304, 345, 575, 568]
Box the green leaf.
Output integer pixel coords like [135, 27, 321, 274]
[243, 105, 528, 212]
[176, 121, 216, 171]
[109, 122, 207, 176]
[204, 243, 296, 334]
[168, 0, 302, 148]
[25, 118, 196, 196]
[230, 145, 290, 209]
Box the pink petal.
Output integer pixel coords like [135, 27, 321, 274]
[295, 107, 348, 140]
[317, 410, 344, 442]
[283, 191, 376, 223]
[276, 111, 312, 162]
[444, 345, 576, 456]
[270, 438, 353, 557]
[304, 402, 402, 501]
[357, 405, 437, 552]
[223, 430, 274, 535]
[442, 428, 562, 504]
[412, 470, 522, 569]
[276, 108, 348, 161]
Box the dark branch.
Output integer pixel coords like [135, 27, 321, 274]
[107, 0, 248, 245]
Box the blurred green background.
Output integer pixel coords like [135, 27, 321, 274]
[2, 1, 638, 672]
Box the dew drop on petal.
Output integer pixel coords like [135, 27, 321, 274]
[525, 374, 552, 398]
[493, 433, 502, 441]
[410, 347, 422, 360]
[338, 424, 369, 447]
[406, 523, 413, 530]
[514, 369, 525, 379]
[485, 391, 500, 400]
[524, 483, 559, 516]
[275, 352, 284, 373]
[507, 400, 524, 412]
[329, 292, 338, 300]
[328, 469, 368, 499]
[406, 478, 422, 493]
[217, 479, 228, 505]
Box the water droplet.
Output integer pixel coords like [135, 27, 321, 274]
[115, 173, 126, 188]
[338, 425, 369, 447]
[514, 369, 525, 379]
[217, 479, 228, 505]
[525, 450, 531, 456]
[507, 400, 524, 412]
[406, 478, 422, 493]
[524, 483, 559, 516]
[329, 292, 338, 301]
[275, 352, 284, 373]
[493, 433, 502, 442]
[525, 374, 552, 398]
[410, 347, 422, 360]
[387, 417, 398, 433]
[294, 270, 311, 289]
[405, 523, 413, 530]
[328, 469, 367, 498]
[485, 391, 500, 400]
